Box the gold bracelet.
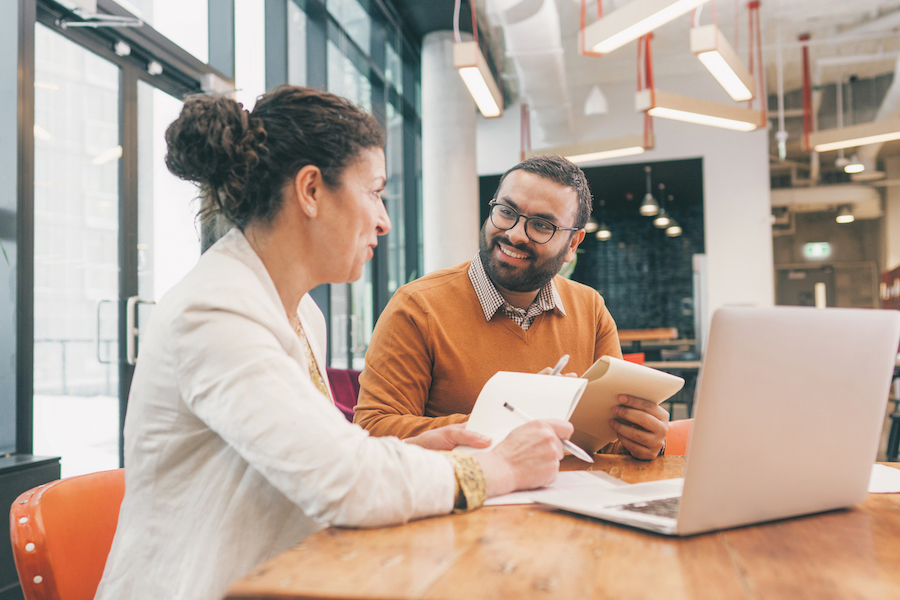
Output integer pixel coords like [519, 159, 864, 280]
[441, 451, 487, 513]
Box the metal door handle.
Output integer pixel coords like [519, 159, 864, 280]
[126, 295, 156, 365]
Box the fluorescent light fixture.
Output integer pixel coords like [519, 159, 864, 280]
[526, 134, 654, 165]
[844, 154, 865, 174]
[92, 145, 123, 166]
[810, 117, 900, 152]
[596, 223, 611, 240]
[653, 209, 670, 228]
[454, 41, 503, 118]
[584, 0, 710, 55]
[836, 205, 855, 224]
[690, 24, 755, 101]
[666, 221, 682, 237]
[636, 89, 761, 131]
[585, 218, 599, 233]
[640, 193, 659, 216]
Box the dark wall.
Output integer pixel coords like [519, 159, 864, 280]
[479, 158, 705, 338]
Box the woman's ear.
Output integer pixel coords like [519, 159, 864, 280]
[293, 164, 323, 217]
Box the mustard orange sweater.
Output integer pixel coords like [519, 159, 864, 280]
[353, 261, 623, 439]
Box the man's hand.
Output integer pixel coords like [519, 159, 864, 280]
[404, 424, 491, 451]
[536, 366, 579, 378]
[609, 395, 669, 460]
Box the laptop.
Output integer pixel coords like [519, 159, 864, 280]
[535, 306, 900, 536]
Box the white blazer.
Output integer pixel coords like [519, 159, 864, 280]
[95, 228, 454, 600]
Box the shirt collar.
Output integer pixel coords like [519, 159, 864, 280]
[467, 253, 566, 322]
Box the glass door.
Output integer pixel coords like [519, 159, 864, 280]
[32, 24, 122, 477]
[31, 26, 202, 478]
[135, 81, 201, 354]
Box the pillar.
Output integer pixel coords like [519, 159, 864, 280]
[421, 31, 480, 274]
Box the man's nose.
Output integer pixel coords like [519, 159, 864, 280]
[505, 217, 530, 245]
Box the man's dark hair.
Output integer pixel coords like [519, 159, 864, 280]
[492, 155, 592, 229]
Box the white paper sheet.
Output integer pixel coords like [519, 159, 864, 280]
[869, 464, 900, 493]
[484, 470, 627, 506]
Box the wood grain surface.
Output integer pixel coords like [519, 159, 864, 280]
[226, 457, 900, 600]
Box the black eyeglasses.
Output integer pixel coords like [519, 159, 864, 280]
[488, 201, 580, 244]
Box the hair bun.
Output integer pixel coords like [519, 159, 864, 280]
[165, 95, 266, 189]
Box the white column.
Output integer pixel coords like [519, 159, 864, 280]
[884, 157, 900, 272]
[421, 31, 480, 274]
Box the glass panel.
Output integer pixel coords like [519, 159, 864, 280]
[385, 102, 403, 294]
[325, 0, 370, 55]
[385, 36, 402, 95]
[33, 24, 120, 477]
[287, 0, 307, 86]
[327, 39, 371, 112]
[330, 283, 349, 369]
[350, 263, 373, 370]
[137, 81, 201, 305]
[127, 0, 210, 63]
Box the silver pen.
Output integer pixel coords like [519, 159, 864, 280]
[502, 401, 594, 463]
[548, 354, 570, 376]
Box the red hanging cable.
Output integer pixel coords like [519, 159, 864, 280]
[799, 33, 812, 151]
[751, 2, 765, 125]
[639, 34, 655, 148]
[520, 104, 531, 162]
[580, 0, 604, 56]
[470, 0, 478, 44]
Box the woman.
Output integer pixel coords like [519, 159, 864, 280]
[94, 86, 572, 600]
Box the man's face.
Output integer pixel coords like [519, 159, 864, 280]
[479, 170, 584, 294]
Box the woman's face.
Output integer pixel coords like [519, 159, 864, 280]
[321, 147, 391, 283]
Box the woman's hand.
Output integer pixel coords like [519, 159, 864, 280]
[474, 419, 572, 497]
[404, 424, 491, 451]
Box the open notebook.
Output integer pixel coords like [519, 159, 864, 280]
[457, 357, 684, 454]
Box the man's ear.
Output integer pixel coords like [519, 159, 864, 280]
[292, 164, 323, 217]
[564, 229, 586, 263]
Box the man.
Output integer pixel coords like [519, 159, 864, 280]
[353, 155, 668, 459]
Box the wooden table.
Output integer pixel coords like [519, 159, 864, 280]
[225, 456, 900, 600]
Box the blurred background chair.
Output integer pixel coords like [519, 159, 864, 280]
[665, 418, 694, 456]
[9, 468, 125, 600]
[326, 367, 361, 422]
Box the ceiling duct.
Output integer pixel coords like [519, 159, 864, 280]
[853, 54, 900, 180]
[487, 0, 573, 141]
[771, 184, 882, 219]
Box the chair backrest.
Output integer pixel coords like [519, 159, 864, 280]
[622, 353, 645, 365]
[326, 367, 362, 422]
[665, 418, 694, 456]
[9, 468, 125, 600]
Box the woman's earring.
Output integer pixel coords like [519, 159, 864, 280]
[306, 206, 316, 217]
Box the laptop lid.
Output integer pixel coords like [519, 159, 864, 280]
[676, 306, 900, 536]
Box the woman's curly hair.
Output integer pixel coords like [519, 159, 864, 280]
[164, 85, 385, 230]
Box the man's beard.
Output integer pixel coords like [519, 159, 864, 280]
[478, 223, 570, 293]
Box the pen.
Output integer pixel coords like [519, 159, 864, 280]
[502, 401, 594, 463]
[548, 354, 570, 377]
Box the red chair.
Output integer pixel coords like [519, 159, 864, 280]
[622, 352, 645, 365]
[326, 367, 361, 422]
[665, 418, 694, 456]
[9, 468, 125, 600]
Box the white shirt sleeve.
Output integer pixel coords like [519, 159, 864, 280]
[170, 296, 456, 528]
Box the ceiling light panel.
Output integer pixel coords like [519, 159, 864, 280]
[584, 0, 711, 55]
[636, 89, 761, 131]
[691, 24, 755, 101]
[809, 117, 900, 152]
[454, 41, 503, 118]
[525, 134, 654, 165]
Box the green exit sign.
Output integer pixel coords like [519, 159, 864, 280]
[803, 242, 832, 259]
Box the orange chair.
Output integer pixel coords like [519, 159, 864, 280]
[9, 468, 125, 600]
[622, 352, 645, 365]
[665, 418, 694, 456]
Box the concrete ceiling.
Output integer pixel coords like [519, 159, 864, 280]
[394, 0, 900, 167]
